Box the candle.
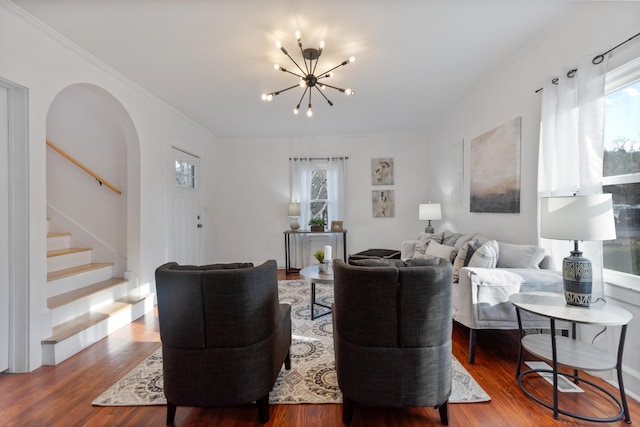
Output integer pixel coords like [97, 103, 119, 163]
[324, 245, 332, 261]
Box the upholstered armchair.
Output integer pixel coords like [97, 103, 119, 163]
[332, 258, 453, 425]
[154, 259, 292, 424]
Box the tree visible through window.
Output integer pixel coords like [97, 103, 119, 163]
[603, 78, 640, 276]
[310, 169, 328, 225]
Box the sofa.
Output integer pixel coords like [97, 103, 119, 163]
[333, 257, 452, 425]
[155, 259, 292, 424]
[401, 230, 564, 364]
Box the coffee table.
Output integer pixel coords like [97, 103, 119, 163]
[299, 265, 334, 320]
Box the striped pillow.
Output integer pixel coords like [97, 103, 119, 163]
[467, 240, 499, 268]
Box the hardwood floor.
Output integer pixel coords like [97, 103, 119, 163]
[1, 271, 638, 426]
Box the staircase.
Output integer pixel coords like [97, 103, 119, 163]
[42, 220, 154, 365]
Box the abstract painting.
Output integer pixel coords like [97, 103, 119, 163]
[371, 158, 394, 185]
[372, 190, 394, 217]
[470, 117, 521, 213]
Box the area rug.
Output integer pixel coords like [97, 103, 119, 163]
[92, 280, 490, 406]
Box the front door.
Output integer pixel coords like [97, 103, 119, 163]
[170, 147, 202, 265]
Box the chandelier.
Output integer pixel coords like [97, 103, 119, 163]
[261, 31, 355, 117]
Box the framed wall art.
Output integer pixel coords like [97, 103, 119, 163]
[372, 190, 395, 217]
[470, 117, 521, 213]
[371, 158, 394, 185]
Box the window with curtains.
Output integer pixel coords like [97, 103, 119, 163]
[290, 157, 346, 230]
[603, 59, 640, 285]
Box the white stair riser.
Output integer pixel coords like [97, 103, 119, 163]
[46, 266, 114, 298]
[47, 235, 70, 251]
[51, 283, 128, 326]
[43, 296, 154, 365]
[47, 250, 92, 272]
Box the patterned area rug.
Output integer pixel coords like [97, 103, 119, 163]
[92, 280, 490, 406]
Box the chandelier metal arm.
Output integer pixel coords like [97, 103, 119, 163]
[315, 60, 350, 79]
[269, 83, 301, 97]
[295, 86, 309, 109]
[278, 67, 305, 79]
[314, 85, 334, 106]
[280, 47, 308, 77]
[317, 82, 348, 93]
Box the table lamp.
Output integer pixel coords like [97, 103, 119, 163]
[540, 194, 617, 306]
[288, 202, 301, 230]
[419, 202, 442, 233]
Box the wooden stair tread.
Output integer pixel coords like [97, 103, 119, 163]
[47, 277, 128, 309]
[47, 232, 71, 238]
[47, 262, 113, 282]
[47, 247, 91, 258]
[42, 296, 148, 344]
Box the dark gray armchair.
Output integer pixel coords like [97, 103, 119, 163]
[332, 258, 453, 425]
[154, 259, 291, 424]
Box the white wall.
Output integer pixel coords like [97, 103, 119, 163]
[426, 2, 640, 400]
[214, 132, 430, 265]
[0, 2, 217, 370]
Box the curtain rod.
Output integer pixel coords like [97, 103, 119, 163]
[535, 31, 640, 93]
[289, 156, 349, 161]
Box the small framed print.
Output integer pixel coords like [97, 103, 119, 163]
[331, 221, 343, 231]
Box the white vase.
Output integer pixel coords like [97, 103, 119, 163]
[318, 262, 327, 273]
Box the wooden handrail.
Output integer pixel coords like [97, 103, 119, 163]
[46, 140, 122, 195]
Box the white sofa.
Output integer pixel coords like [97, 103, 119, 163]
[401, 231, 564, 364]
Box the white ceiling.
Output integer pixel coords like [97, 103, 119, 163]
[11, 0, 579, 139]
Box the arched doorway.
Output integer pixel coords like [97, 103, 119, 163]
[46, 83, 141, 304]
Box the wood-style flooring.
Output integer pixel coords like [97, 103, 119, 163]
[0, 270, 638, 426]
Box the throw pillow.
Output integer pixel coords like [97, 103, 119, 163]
[414, 232, 445, 257]
[418, 240, 457, 263]
[467, 240, 499, 268]
[442, 230, 464, 247]
[452, 239, 477, 282]
[496, 242, 546, 269]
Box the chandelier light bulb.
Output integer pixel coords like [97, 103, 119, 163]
[349, 56, 356, 63]
[294, 107, 299, 115]
[295, 31, 301, 41]
[299, 80, 306, 87]
[306, 108, 313, 117]
[274, 64, 280, 71]
[276, 40, 281, 48]
[345, 88, 353, 96]
[261, 93, 267, 101]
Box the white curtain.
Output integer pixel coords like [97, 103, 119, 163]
[537, 54, 608, 299]
[289, 157, 347, 267]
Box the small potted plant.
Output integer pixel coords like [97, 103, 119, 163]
[314, 249, 327, 272]
[308, 217, 327, 232]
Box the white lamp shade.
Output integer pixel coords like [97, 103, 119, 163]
[419, 203, 442, 221]
[540, 194, 616, 241]
[288, 202, 301, 217]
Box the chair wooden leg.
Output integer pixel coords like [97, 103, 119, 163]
[437, 401, 449, 425]
[166, 402, 177, 425]
[285, 350, 291, 370]
[342, 396, 355, 424]
[257, 393, 270, 423]
[468, 329, 477, 364]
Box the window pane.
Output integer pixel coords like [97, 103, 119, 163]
[175, 159, 196, 189]
[310, 169, 328, 223]
[311, 169, 327, 200]
[604, 80, 640, 177]
[603, 183, 640, 276]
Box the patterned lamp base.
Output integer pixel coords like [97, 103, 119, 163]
[562, 250, 592, 307]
